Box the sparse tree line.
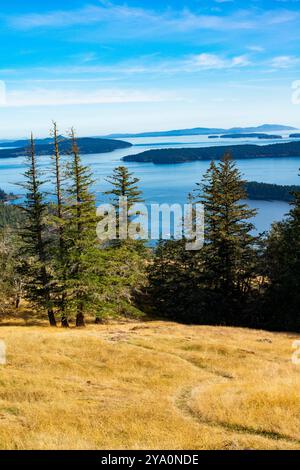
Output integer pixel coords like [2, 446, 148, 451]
[0, 124, 300, 331]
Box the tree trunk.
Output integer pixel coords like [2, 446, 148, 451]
[15, 295, 21, 310]
[61, 316, 69, 328]
[95, 317, 102, 325]
[76, 312, 85, 327]
[48, 310, 57, 327]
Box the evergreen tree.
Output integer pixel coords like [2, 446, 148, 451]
[195, 154, 258, 322]
[263, 182, 300, 330]
[104, 166, 144, 245]
[65, 128, 100, 327]
[18, 135, 56, 326]
[100, 166, 148, 320]
[50, 122, 69, 326]
[148, 238, 205, 322]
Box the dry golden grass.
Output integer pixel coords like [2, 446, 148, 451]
[0, 320, 300, 450]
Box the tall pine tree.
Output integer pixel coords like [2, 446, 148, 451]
[18, 135, 56, 326]
[50, 122, 69, 326]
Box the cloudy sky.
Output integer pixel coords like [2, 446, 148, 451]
[1, 0, 300, 138]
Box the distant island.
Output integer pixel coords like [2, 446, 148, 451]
[123, 141, 300, 164]
[290, 133, 300, 138]
[220, 133, 282, 140]
[105, 124, 296, 139]
[0, 188, 19, 202]
[245, 182, 300, 202]
[0, 136, 64, 148]
[0, 137, 132, 159]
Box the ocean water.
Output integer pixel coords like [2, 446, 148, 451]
[0, 132, 299, 234]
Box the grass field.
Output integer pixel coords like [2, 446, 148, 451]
[0, 320, 300, 450]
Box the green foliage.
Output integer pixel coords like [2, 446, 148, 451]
[148, 154, 259, 325]
[63, 129, 101, 327]
[262, 188, 300, 330]
[0, 204, 24, 229]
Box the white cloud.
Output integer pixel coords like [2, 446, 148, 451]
[247, 46, 265, 53]
[269, 55, 300, 68]
[4, 87, 180, 107]
[8, 3, 299, 38]
[186, 53, 251, 70]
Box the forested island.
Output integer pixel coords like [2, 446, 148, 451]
[245, 181, 300, 202]
[123, 141, 300, 164]
[0, 137, 132, 159]
[220, 133, 282, 139]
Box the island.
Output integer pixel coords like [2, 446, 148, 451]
[0, 137, 132, 159]
[123, 141, 300, 164]
[290, 133, 300, 138]
[245, 182, 300, 202]
[0, 188, 19, 202]
[220, 133, 282, 139]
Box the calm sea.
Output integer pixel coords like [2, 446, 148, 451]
[0, 132, 300, 233]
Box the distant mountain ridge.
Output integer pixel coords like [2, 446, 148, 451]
[105, 124, 297, 139]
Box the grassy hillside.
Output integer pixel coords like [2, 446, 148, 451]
[0, 321, 300, 450]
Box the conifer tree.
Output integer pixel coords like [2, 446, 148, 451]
[18, 135, 56, 326]
[196, 154, 258, 321]
[104, 166, 144, 245]
[263, 181, 300, 330]
[50, 122, 69, 327]
[65, 128, 99, 327]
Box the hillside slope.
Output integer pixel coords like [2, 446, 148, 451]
[0, 321, 299, 450]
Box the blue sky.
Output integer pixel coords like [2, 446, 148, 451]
[1, 0, 300, 138]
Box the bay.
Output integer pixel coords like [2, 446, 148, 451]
[0, 132, 300, 233]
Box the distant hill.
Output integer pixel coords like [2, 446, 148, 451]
[0, 136, 65, 148]
[106, 124, 297, 139]
[0, 137, 132, 159]
[123, 141, 300, 164]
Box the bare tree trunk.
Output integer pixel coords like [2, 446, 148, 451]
[76, 303, 85, 327]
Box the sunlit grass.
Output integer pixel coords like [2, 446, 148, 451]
[0, 321, 299, 449]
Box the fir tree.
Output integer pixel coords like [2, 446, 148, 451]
[196, 154, 258, 321]
[104, 166, 144, 245]
[65, 128, 100, 327]
[263, 179, 300, 330]
[50, 122, 69, 326]
[18, 135, 56, 326]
